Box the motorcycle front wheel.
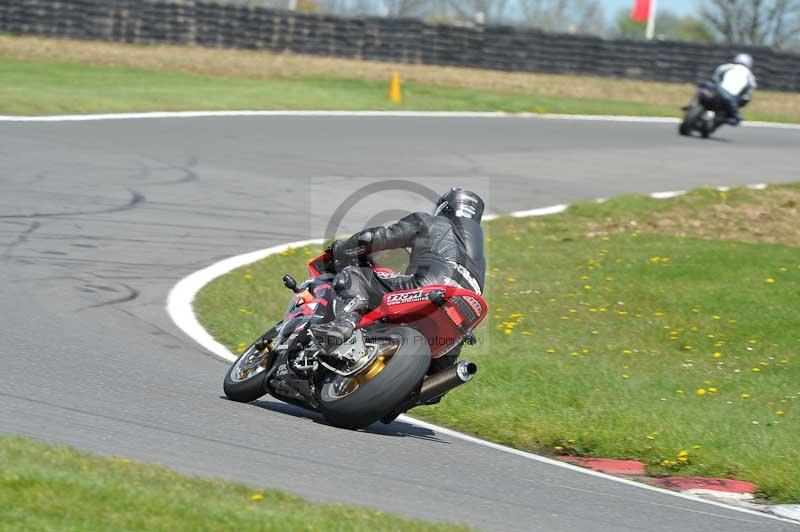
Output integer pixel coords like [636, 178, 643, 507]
[318, 326, 431, 430]
[223, 327, 278, 403]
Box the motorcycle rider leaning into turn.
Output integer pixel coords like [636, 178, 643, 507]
[712, 53, 757, 126]
[310, 187, 486, 373]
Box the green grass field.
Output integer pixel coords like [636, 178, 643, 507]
[0, 435, 464, 531]
[1, 57, 797, 123]
[0, 58, 673, 116]
[196, 184, 800, 503]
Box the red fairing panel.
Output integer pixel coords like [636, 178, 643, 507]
[359, 285, 488, 358]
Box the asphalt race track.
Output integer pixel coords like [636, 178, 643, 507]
[2, 116, 799, 531]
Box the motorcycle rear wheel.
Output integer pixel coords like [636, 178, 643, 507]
[679, 104, 702, 136]
[318, 326, 431, 430]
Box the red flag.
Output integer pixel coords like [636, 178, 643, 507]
[631, 0, 651, 22]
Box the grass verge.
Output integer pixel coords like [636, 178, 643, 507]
[196, 183, 800, 503]
[1, 35, 799, 121]
[0, 57, 677, 117]
[0, 435, 465, 531]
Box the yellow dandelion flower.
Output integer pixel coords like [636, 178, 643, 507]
[692, 445, 702, 449]
[677, 450, 689, 458]
[776, 411, 785, 416]
[752, 367, 760, 372]
[713, 352, 722, 358]
[708, 387, 718, 393]
[696, 388, 706, 396]
[554, 446, 564, 452]
[766, 278, 776, 283]
[676, 389, 685, 395]
[622, 374, 630, 379]
[741, 392, 751, 399]
[250, 493, 265, 501]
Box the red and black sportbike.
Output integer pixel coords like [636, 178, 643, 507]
[223, 250, 487, 429]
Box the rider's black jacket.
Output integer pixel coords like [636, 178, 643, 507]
[339, 212, 485, 294]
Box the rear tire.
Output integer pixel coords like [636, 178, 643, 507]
[223, 328, 277, 403]
[318, 326, 430, 430]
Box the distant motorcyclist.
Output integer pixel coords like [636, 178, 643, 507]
[310, 188, 486, 368]
[712, 53, 757, 126]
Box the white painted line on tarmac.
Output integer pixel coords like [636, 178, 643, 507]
[685, 489, 754, 501]
[167, 239, 322, 363]
[402, 415, 795, 524]
[650, 190, 688, 199]
[770, 505, 800, 521]
[1, 110, 799, 130]
[166, 184, 797, 526]
[510, 204, 568, 217]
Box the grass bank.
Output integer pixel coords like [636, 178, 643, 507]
[196, 184, 800, 503]
[1, 35, 799, 122]
[0, 435, 464, 531]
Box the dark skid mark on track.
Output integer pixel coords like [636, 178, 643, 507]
[115, 307, 189, 346]
[0, 189, 145, 220]
[1, 220, 40, 258]
[81, 282, 140, 310]
[131, 155, 199, 187]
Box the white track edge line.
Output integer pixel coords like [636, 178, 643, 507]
[166, 239, 322, 363]
[1, 110, 800, 129]
[165, 192, 798, 526]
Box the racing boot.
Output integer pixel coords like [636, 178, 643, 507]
[311, 295, 366, 355]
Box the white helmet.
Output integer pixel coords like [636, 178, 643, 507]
[734, 53, 753, 69]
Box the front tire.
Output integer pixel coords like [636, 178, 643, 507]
[318, 326, 431, 430]
[223, 328, 277, 403]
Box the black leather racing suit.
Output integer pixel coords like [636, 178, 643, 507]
[330, 211, 485, 368]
